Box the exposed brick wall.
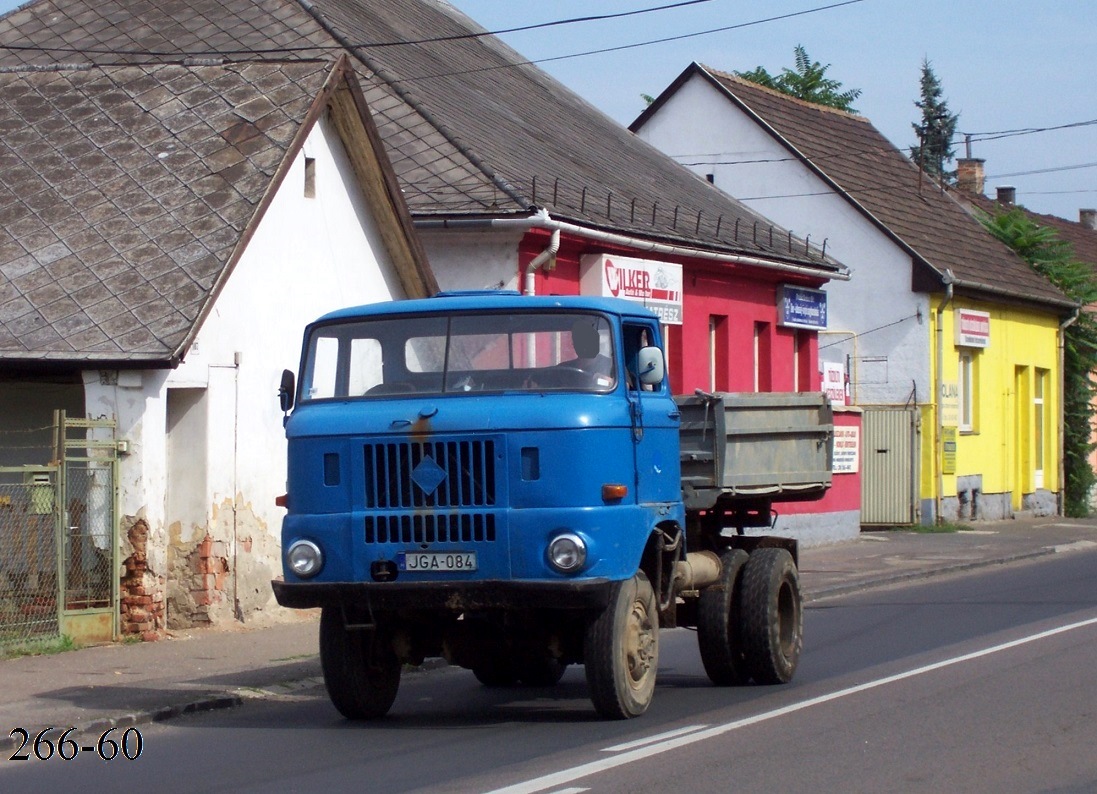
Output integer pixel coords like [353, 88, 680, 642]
[120, 518, 165, 640]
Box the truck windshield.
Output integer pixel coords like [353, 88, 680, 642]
[300, 311, 617, 400]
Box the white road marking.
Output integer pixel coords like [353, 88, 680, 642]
[601, 724, 709, 753]
[485, 614, 1097, 794]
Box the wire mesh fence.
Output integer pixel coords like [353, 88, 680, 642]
[0, 414, 117, 653]
[0, 465, 61, 649]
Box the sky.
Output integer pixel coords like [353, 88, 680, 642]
[0, 0, 1093, 222]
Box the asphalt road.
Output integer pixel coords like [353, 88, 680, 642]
[5, 549, 1097, 793]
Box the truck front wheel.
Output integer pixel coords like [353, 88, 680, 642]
[740, 547, 803, 684]
[584, 572, 659, 719]
[319, 606, 401, 719]
[697, 549, 750, 685]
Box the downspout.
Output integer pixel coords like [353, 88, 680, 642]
[524, 227, 560, 296]
[1058, 308, 1080, 516]
[935, 271, 955, 525]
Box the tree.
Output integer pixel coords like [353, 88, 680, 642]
[735, 45, 861, 113]
[981, 208, 1097, 516]
[910, 59, 959, 183]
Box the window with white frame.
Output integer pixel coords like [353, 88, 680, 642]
[1034, 368, 1047, 489]
[959, 351, 976, 432]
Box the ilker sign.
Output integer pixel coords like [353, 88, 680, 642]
[580, 254, 683, 324]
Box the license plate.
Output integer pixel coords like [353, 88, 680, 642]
[398, 551, 477, 572]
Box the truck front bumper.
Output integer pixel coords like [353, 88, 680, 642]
[271, 578, 615, 612]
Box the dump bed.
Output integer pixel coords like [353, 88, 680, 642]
[676, 391, 834, 510]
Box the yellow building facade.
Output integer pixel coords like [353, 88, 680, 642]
[922, 296, 1063, 521]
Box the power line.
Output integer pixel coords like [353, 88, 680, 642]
[399, 0, 868, 83]
[673, 119, 1097, 169]
[0, 0, 868, 74]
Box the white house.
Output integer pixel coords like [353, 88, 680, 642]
[0, 56, 434, 640]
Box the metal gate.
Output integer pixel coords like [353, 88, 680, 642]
[861, 407, 920, 525]
[0, 412, 118, 652]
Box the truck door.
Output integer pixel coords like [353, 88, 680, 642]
[623, 322, 681, 506]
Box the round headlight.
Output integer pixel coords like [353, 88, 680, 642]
[547, 532, 587, 573]
[287, 540, 323, 579]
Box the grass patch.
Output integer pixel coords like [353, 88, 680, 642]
[1, 634, 78, 660]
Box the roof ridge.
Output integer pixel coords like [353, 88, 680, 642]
[701, 64, 869, 122]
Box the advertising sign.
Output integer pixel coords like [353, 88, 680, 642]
[777, 285, 828, 330]
[580, 254, 683, 325]
[822, 361, 847, 406]
[955, 308, 990, 348]
[832, 425, 860, 474]
[941, 426, 957, 475]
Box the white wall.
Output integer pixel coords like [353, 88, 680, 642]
[419, 227, 526, 293]
[82, 113, 410, 626]
[637, 76, 932, 407]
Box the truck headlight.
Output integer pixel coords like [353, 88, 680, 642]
[287, 540, 323, 579]
[547, 533, 586, 574]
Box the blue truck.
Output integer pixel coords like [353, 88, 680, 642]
[272, 291, 833, 719]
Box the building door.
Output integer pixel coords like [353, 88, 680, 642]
[861, 407, 919, 525]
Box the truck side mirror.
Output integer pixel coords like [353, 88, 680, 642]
[279, 369, 296, 413]
[637, 347, 665, 387]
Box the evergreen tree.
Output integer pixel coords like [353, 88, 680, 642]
[736, 45, 861, 113]
[981, 208, 1097, 516]
[910, 59, 959, 183]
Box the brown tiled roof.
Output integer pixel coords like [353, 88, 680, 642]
[0, 60, 343, 364]
[961, 192, 1097, 271]
[643, 64, 1072, 311]
[0, 0, 843, 278]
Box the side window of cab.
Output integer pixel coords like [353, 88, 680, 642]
[622, 322, 664, 392]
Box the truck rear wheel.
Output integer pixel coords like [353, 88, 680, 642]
[319, 606, 401, 719]
[584, 572, 659, 719]
[740, 547, 803, 684]
[472, 657, 519, 687]
[697, 549, 750, 685]
[520, 657, 567, 687]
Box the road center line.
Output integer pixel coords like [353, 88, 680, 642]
[601, 724, 710, 753]
[485, 614, 1097, 794]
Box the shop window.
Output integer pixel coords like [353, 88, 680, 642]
[754, 321, 772, 392]
[1035, 368, 1048, 489]
[709, 315, 727, 392]
[958, 351, 978, 432]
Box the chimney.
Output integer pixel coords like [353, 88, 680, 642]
[956, 158, 985, 195]
[1081, 209, 1097, 230]
[996, 185, 1016, 206]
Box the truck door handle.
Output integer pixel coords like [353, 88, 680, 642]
[668, 410, 681, 420]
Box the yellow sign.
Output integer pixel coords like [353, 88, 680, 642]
[941, 426, 957, 475]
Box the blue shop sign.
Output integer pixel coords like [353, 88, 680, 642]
[777, 285, 827, 330]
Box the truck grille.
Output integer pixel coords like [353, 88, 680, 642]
[364, 512, 497, 544]
[363, 439, 499, 546]
[364, 439, 496, 508]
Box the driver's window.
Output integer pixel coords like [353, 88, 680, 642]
[623, 323, 661, 392]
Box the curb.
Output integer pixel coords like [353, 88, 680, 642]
[804, 547, 1057, 602]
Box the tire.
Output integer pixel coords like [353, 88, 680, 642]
[472, 656, 519, 687]
[319, 606, 401, 719]
[519, 657, 567, 687]
[739, 547, 803, 685]
[584, 572, 659, 719]
[697, 549, 750, 686]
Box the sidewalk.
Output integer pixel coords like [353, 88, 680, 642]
[3, 516, 1096, 747]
